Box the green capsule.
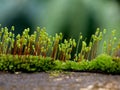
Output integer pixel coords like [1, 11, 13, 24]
[11, 26, 15, 31]
[103, 29, 107, 34]
[112, 30, 116, 36]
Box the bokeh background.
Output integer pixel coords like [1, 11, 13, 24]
[0, 0, 120, 53]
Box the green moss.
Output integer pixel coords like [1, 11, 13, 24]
[0, 54, 120, 74]
[53, 54, 120, 74]
[88, 54, 116, 73]
[0, 55, 55, 72]
[0, 26, 120, 74]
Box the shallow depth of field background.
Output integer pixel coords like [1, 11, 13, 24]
[0, 0, 120, 53]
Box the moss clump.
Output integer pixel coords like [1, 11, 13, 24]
[0, 25, 120, 74]
[0, 55, 55, 72]
[88, 54, 120, 74]
[54, 54, 120, 74]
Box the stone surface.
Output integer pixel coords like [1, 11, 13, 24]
[0, 72, 120, 90]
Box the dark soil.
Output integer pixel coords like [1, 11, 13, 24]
[0, 72, 120, 90]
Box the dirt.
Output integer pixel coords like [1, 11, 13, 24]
[0, 72, 120, 90]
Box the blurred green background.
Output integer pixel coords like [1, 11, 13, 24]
[0, 0, 120, 53]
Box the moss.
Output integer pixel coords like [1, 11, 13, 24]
[0, 55, 55, 72]
[0, 26, 120, 74]
[53, 54, 120, 74]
